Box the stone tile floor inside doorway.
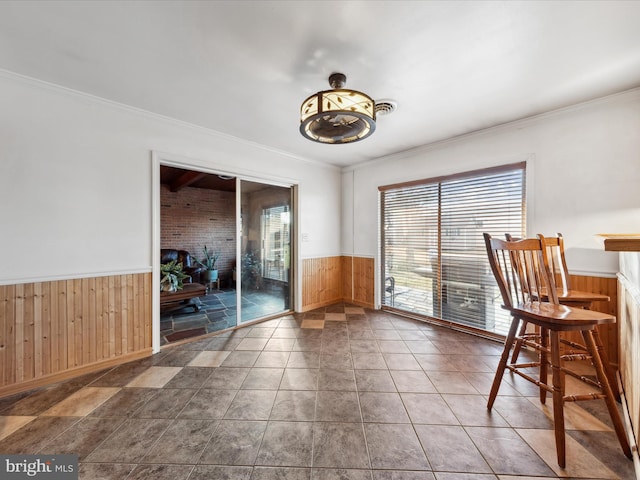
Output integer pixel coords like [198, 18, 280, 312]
[0, 303, 635, 480]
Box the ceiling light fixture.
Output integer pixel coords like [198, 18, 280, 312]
[300, 73, 376, 144]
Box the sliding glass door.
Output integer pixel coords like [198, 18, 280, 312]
[239, 180, 292, 324]
[380, 163, 525, 335]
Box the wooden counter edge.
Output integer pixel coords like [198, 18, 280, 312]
[596, 234, 640, 252]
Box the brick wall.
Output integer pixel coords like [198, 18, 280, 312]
[160, 184, 236, 283]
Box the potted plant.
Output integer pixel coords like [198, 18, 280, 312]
[160, 260, 190, 292]
[200, 245, 220, 283]
[241, 251, 262, 290]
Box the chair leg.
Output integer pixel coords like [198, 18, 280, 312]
[550, 330, 566, 468]
[539, 327, 549, 404]
[488, 317, 520, 410]
[591, 328, 621, 402]
[510, 320, 528, 363]
[582, 330, 632, 459]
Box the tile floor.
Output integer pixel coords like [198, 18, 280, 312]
[0, 304, 636, 480]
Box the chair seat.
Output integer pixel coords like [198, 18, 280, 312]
[507, 301, 615, 329]
[537, 287, 609, 307]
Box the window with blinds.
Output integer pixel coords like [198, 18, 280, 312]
[380, 162, 526, 335]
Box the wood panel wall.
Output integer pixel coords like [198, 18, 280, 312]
[301, 256, 374, 311]
[0, 273, 152, 397]
[561, 274, 619, 368]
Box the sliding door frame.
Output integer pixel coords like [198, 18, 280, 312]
[151, 151, 298, 353]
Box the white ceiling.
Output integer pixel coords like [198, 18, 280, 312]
[1, 1, 640, 168]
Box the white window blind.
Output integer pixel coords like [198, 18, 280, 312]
[380, 163, 526, 335]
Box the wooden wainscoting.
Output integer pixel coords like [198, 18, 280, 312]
[348, 256, 375, 308]
[559, 274, 619, 369]
[0, 272, 152, 397]
[301, 256, 374, 312]
[301, 257, 343, 311]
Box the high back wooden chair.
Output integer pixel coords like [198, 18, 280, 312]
[483, 233, 631, 468]
[505, 233, 618, 398]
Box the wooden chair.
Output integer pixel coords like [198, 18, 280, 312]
[483, 233, 631, 468]
[506, 233, 619, 399]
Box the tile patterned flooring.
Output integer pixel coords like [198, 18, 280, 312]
[0, 304, 636, 480]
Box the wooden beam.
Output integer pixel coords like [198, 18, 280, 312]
[170, 171, 207, 192]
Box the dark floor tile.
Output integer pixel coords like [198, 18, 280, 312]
[390, 370, 436, 393]
[364, 423, 430, 470]
[404, 341, 441, 354]
[272, 327, 301, 339]
[383, 353, 422, 370]
[155, 349, 201, 366]
[352, 353, 387, 370]
[84, 418, 171, 463]
[317, 369, 357, 391]
[224, 390, 277, 420]
[413, 354, 458, 372]
[348, 329, 376, 340]
[442, 394, 508, 427]
[203, 367, 250, 390]
[373, 472, 435, 480]
[400, 393, 459, 425]
[40, 417, 124, 460]
[89, 388, 158, 418]
[465, 426, 556, 476]
[256, 421, 313, 467]
[433, 474, 495, 480]
[320, 353, 353, 370]
[132, 388, 197, 418]
[359, 392, 410, 423]
[206, 336, 244, 351]
[354, 370, 396, 392]
[377, 341, 411, 354]
[242, 368, 285, 390]
[316, 391, 361, 422]
[314, 469, 373, 480]
[427, 371, 479, 394]
[279, 369, 318, 390]
[1, 382, 84, 415]
[221, 350, 261, 367]
[178, 388, 237, 419]
[292, 338, 323, 352]
[127, 464, 193, 480]
[251, 466, 311, 480]
[287, 351, 320, 369]
[397, 330, 427, 341]
[0, 416, 80, 453]
[270, 390, 317, 421]
[255, 351, 291, 367]
[189, 465, 253, 480]
[312, 422, 370, 469]
[199, 420, 267, 465]
[87, 364, 151, 387]
[164, 366, 214, 388]
[78, 463, 136, 480]
[491, 396, 555, 429]
[350, 340, 380, 353]
[415, 424, 491, 473]
[143, 418, 218, 464]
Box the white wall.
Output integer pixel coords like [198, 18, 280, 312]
[0, 71, 342, 285]
[343, 88, 640, 295]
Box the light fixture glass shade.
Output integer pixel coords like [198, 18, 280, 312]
[300, 77, 376, 144]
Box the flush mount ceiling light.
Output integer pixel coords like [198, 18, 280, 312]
[300, 73, 376, 144]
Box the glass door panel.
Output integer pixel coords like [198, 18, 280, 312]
[239, 180, 292, 324]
